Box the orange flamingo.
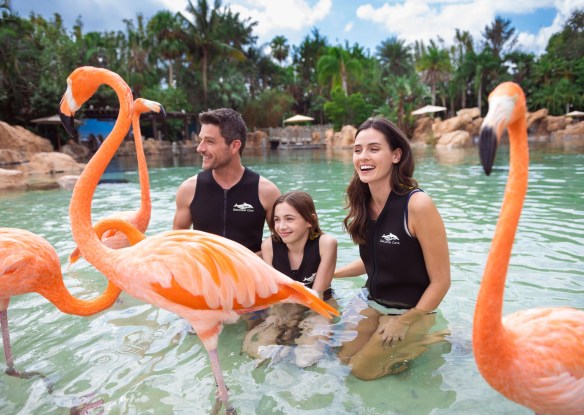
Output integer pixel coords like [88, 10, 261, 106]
[59, 66, 338, 414]
[68, 97, 164, 265]
[0, 227, 123, 377]
[474, 82, 584, 414]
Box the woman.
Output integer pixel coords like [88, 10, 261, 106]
[242, 191, 338, 367]
[335, 117, 451, 380]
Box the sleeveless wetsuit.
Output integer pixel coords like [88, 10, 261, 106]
[271, 235, 333, 300]
[190, 167, 265, 252]
[359, 189, 429, 309]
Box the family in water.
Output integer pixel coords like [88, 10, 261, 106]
[172, 108, 451, 379]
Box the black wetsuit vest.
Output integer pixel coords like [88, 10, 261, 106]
[190, 168, 265, 252]
[359, 189, 430, 309]
[271, 235, 332, 300]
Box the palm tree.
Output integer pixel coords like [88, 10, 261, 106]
[416, 42, 451, 106]
[270, 35, 289, 66]
[147, 11, 185, 87]
[482, 17, 517, 60]
[179, 0, 246, 106]
[317, 45, 363, 96]
[376, 36, 413, 77]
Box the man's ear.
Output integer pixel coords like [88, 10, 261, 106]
[231, 139, 242, 153]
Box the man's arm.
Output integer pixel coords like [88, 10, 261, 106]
[258, 176, 281, 223]
[172, 176, 197, 230]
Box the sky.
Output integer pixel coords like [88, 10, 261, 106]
[11, 0, 584, 56]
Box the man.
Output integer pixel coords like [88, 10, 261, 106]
[173, 108, 281, 255]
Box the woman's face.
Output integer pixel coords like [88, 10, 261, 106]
[353, 127, 401, 186]
[273, 202, 311, 245]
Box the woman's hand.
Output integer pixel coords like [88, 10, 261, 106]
[377, 308, 428, 345]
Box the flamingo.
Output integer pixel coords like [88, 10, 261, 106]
[473, 81, 584, 414]
[68, 97, 165, 265]
[59, 66, 339, 414]
[0, 226, 123, 378]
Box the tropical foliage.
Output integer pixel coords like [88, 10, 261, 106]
[0, 1, 582, 136]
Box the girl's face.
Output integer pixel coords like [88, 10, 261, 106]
[353, 128, 401, 186]
[273, 202, 312, 245]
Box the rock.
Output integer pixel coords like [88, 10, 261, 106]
[247, 130, 266, 149]
[551, 121, 584, 150]
[456, 107, 480, 119]
[60, 141, 91, 162]
[0, 168, 25, 190]
[16, 152, 84, 175]
[433, 113, 473, 137]
[324, 128, 334, 146]
[0, 121, 54, 153]
[57, 175, 80, 190]
[435, 130, 471, 148]
[340, 125, 357, 147]
[545, 116, 570, 133]
[526, 109, 548, 130]
[411, 117, 433, 144]
[0, 149, 29, 166]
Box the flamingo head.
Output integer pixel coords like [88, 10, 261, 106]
[59, 66, 128, 137]
[134, 98, 166, 118]
[478, 82, 526, 175]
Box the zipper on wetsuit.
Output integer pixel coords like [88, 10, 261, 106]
[370, 219, 378, 301]
[222, 189, 228, 237]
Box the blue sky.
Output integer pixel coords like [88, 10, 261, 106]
[12, 0, 583, 55]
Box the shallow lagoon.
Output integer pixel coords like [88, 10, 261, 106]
[0, 145, 583, 414]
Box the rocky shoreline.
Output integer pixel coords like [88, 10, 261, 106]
[1, 109, 583, 192]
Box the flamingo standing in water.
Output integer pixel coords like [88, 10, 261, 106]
[473, 82, 584, 414]
[59, 66, 338, 414]
[0, 227, 123, 377]
[68, 97, 165, 265]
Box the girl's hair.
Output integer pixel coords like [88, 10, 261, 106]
[269, 191, 323, 242]
[343, 117, 418, 245]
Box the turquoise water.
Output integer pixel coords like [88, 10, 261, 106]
[0, 146, 583, 414]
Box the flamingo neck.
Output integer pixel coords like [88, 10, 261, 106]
[474, 115, 528, 349]
[38, 281, 121, 316]
[133, 116, 151, 225]
[69, 73, 133, 274]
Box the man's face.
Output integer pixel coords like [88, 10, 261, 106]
[196, 124, 236, 171]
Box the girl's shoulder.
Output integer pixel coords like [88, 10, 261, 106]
[318, 233, 338, 248]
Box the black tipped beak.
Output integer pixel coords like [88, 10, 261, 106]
[479, 126, 498, 176]
[59, 111, 77, 137]
[158, 105, 167, 119]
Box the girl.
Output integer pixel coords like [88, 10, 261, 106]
[242, 191, 338, 367]
[335, 117, 451, 380]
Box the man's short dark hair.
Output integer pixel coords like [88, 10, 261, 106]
[199, 108, 247, 154]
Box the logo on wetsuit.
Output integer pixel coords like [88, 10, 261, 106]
[380, 233, 400, 244]
[233, 202, 255, 212]
[302, 273, 316, 284]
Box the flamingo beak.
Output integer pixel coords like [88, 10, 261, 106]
[158, 104, 167, 120]
[59, 98, 77, 138]
[478, 125, 498, 176]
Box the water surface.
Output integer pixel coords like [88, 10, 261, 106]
[0, 145, 583, 414]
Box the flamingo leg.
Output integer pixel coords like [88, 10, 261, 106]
[1, 309, 16, 374]
[208, 349, 236, 414]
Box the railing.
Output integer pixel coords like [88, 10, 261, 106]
[265, 124, 332, 145]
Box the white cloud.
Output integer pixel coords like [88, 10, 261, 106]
[228, 0, 332, 35]
[344, 22, 354, 33]
[355, 0, 580, 54]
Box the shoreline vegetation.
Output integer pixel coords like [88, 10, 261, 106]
[0, 2, 582, 191]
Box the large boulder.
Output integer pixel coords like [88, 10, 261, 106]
[0, 168, 25, 190]
[247, 130, 267, 149]
[551, 121, 584, 150]
[16, 152, 84, 175]
[0, 149, 29, 166]
[340, 125, 357, 147]
[0, 121, 53, 153]
[60, 140, 91, 162]
[526, 109, 548, 131]
[411, 117, 433, 144]
[435, 130, 471, 148]
[433, 112, 474, 138]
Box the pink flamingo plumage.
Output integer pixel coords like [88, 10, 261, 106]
[0, 227, 122, 377]
[474, 82, 584, 414]
[68, 97, 164, 264]
[59, 66, 338, 414]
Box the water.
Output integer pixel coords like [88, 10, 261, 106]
[1, 146, 583, 414]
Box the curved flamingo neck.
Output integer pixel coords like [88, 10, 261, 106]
[69, 71, 133, 274]
[132, 113, 151, 226]
[38, 280, 121, 316]
[474, 114, 528, 351]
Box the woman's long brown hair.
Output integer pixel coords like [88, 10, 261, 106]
[343, 117, 418, 245]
